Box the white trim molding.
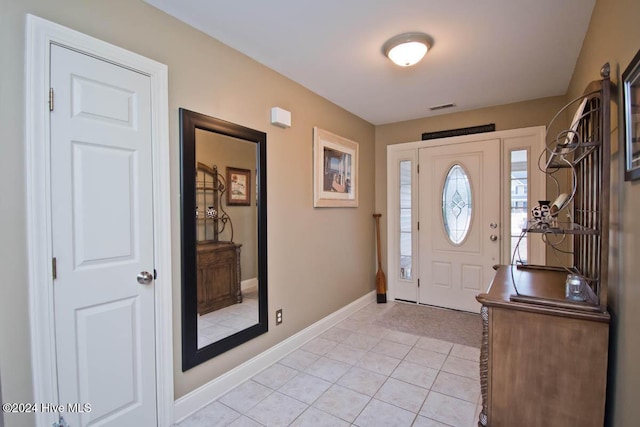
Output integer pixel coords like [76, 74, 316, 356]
[174, 291, 376, 423]
[25, 14, 173, 427]
[241, 277, 259, 293]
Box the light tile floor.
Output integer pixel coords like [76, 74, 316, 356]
[180, 301, 481, 427]
[198, 291, 259, 348]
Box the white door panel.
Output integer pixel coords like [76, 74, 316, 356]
[50, 44, 156, 426]
[72, 143, 137, 265]
[419, 139, 500, 312]
[75, 298, 139, 420]
[72, 75, 138, 127]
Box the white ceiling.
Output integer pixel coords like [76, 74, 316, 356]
[144, 0, 595, 125]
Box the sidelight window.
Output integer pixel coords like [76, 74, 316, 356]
[399, 160, 412, 279]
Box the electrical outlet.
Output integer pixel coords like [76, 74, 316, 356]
[275, 309, 283, 325]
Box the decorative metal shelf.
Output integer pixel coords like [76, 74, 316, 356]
[546, 145, 599, 168]
[196, 162, 233, 243]
[523, 221, 600, 235]
[510, 65, 612, 314]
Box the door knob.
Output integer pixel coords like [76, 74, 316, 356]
[490, 235, 498, 242]
[137, 271, 153, 285]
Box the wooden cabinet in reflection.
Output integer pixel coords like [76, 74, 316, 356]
[197, 242, 242, 315]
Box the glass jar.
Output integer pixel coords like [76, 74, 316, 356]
[565, 274, 586, 301]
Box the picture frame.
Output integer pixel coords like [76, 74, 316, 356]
[226, 167, 251, 205]
[313, 127, 359, 207]
[623, 48, 640, 181]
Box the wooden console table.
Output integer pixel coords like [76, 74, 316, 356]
[476, 265, 609, 427]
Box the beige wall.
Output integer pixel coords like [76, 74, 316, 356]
[374, 96, 568, 269]
[0, 1, 374, 425]
[566, 0, 640, 425]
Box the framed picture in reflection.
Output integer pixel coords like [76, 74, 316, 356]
[226, 167, 251, 206]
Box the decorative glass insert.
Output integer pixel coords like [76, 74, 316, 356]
[510, 150, 528, 262]
[399, 160, 412, 279]
[442, 164, 472, 244]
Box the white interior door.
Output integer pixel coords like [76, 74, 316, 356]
[50, 44, 157, 426]
[418, 139, 500, 312]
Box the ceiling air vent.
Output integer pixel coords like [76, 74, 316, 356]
[429, 103, 456, 111]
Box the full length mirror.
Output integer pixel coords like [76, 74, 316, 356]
[180, 108, 267, 370]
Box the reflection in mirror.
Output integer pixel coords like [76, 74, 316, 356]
[180, 109, 267, 370]
[195, 132, 260, 348]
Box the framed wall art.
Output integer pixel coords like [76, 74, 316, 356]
[313, 127, 359, 207]
[226, 167, 251, 205]
[623, 48, 640, 181]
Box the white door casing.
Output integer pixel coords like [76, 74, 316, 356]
[26, 15, 173, 427]
[50, 44, 156, 426]
[418, 139, 500, 313]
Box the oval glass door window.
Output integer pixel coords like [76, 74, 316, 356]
[442, 164, 472, 244]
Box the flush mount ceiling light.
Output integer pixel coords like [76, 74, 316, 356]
[382, 32, 432, 67]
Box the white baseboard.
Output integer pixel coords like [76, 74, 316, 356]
[173, 290, 376, 423]
[241, 278, 258, 293]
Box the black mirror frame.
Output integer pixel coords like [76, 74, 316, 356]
[180, 108, 268, 371]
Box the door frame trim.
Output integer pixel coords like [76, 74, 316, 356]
[25, 15, 173, 426]
[386, 126, 546, 304]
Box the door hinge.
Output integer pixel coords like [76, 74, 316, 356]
[53, 415, 69, 427]
[417, 278, 420, 288]
[49, 88, 54, 112]
[52, 257, 57, 280]
[417, 221, 420, 231]
[417, 164, 419, 173]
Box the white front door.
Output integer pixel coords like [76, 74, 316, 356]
[418, 139, 500, 312]
[50, 44, 157, 426]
